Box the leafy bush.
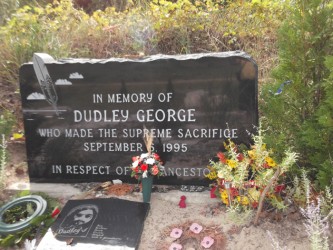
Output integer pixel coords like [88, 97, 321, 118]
[261, 0, 333, 187]
[0, 0, 288, 85]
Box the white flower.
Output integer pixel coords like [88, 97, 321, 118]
[132, 160, 139, 168]
[142, 171, 148, 178]
[146, 158, 155, 165]
[140, 153, 149, 160]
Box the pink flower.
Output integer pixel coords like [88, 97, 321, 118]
[201, 236, 214, 248]
[170, 228, 183, 239]
[153, 153, 160, 161]
[169, 243, 182, 250]
[132, 156, 139, 162]
[151, 165, 159, 175]
[190, 223, 203, 234]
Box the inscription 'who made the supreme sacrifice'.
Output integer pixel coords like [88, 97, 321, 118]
[19, 52, 258, 185]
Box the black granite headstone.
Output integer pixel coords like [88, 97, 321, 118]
[51, 198, 149, 248]
[19, 52, 258, 184]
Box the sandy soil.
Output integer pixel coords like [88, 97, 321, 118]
[131, 191, 309, 250]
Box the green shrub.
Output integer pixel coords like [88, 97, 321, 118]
[302, 56, 333, 188]
[261, 0, 333, 188]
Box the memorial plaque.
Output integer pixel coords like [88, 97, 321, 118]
[19, 51, 258, 184]
[50, 198, 149, 248]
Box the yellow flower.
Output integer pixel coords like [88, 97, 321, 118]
[226, 159, 237, 169]
[265, 157, 277, 167]
[237, 195, 250, 206]
[220, 189, 229, 205]
[248, 149, 256, 159]
[205, 169, 217, 180]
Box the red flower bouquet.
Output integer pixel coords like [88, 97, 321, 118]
[130, 152, 165, 181]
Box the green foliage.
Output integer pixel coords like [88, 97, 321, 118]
[321, 186, 333, 216]
[261, 0, 333, 187]
[0, 109, 14, 137]
[0, 134, 7, 191]
[0, 0, 19, 26]
[0, 0, 288, 85]
[287, 170, 311, 206]
[303, 56, 333, 188]
[0, 0, 92, 84]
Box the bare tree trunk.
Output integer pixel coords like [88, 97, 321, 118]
[254, 167, 281, 226]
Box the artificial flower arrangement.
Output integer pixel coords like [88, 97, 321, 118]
[130, 128, 165, 181]
[206, 127, 298, 213]
[130, 152, 165, 180]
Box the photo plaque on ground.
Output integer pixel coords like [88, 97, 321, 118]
[45, 198, 149, 249]
[19, 51, 258, 184]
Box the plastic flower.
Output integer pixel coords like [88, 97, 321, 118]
[205, 168, 217, 180]
[248, 149, 256, 159]
[201, 236, 214, 248]
[217, 152, 227, 163]
[153, 153, 160, 160]
[220, 189, 229, 205]
[151, 165, 159, 175]
[146, 157, 155, 165]
[140, 153, 149, 159]
[229, 187, 239, 198]
[265, 157, 276, 167]
[237, 195, 250, 206]
[132, 155, 139, 161]
[226, 159, 237, 169]
[169, 243, 182, 250]
[141, 164, 148, 171]
[132, 160, 139, 168]
[190, 223, 203, 234]
[170, 228, 183, 239]
[130, 152, 165, 180]
[51, 207, 60, 218]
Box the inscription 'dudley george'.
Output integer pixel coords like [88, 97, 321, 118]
[19, 52, 258, 184]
